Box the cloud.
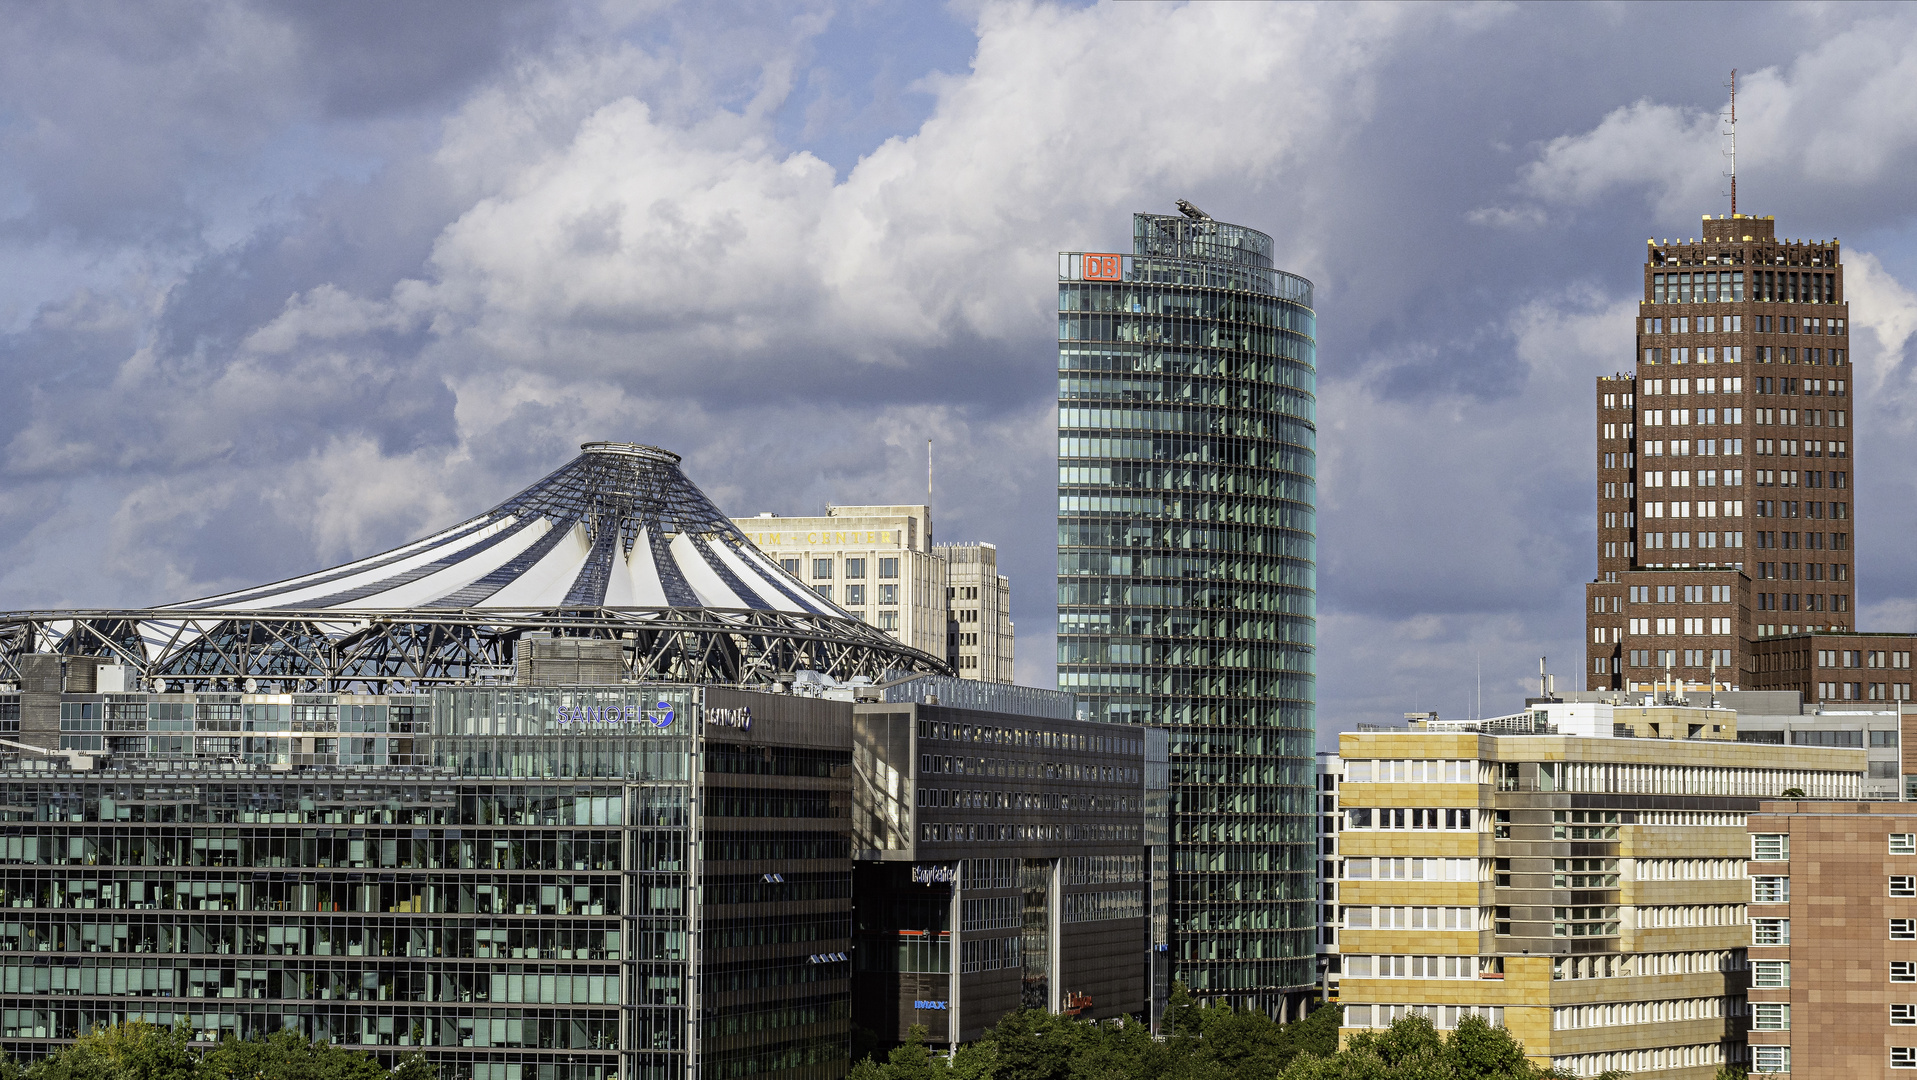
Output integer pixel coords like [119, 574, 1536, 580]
[7, 1, 1917, 736]
[1477, 12, 1917, 230]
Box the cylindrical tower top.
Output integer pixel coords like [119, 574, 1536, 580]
[1132, 211, 1273, 269]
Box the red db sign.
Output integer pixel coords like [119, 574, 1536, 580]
[1083, 254, 1122, 281]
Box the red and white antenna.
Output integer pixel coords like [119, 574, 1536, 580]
[1723, 69, 1738, 215]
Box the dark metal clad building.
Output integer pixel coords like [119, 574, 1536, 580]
[0, 675, 1161, 1080]
[1056, 206, 1318, 1014]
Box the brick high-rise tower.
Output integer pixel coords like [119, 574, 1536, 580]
[1587, 213, 1855, 691]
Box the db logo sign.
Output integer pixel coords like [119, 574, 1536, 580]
[1083, 253, 1122, 281]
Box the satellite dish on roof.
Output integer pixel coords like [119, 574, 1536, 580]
[151, 678, 167, 694]
[243, 678, 258, 694]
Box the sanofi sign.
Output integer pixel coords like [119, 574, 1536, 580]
[553, 700, 676, 728]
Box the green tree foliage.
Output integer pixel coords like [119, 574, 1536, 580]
[11, 1024, 432, 1080]
[848, 1001, 1627, 1080]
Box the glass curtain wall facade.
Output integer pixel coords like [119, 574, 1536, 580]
[1056, 210, 1318, 1011]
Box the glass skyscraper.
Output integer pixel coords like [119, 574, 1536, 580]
[1056, 207, 1317, 1014]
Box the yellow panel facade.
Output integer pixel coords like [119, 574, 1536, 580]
[1330, 723, 1865, 1075]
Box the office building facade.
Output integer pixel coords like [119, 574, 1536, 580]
[1744, 793, 1917, 1075]
[936, 543, 1013, 684]
[1056, 204, 1319, 1013]
[0, 671, 1160, 1079]
[1588, 213, 1856, 692]
[1334, 717, 1864, 1079]
[1747, 631, 1917, 708]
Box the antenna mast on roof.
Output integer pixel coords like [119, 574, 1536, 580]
[1723, 69, 1738, 215]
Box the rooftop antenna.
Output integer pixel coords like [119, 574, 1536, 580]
[1539, 656, 1548, 700]
[1722, 69, 1738, 216]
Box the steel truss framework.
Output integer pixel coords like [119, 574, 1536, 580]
[0, 606, 945, 693]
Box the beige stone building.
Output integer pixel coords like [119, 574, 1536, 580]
[937, 542, 1014, 683]
[734, 505, 946, 660]
[734, 508, 1019, 684]
[1334, 713, 1864, 1078]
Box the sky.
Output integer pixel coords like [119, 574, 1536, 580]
[3, 0, 1917, 743]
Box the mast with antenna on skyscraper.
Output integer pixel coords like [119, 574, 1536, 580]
[1723, 69, 1738, 215]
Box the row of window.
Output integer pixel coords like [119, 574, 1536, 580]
[1752, 875, 1917, 902]
[1649, 268, 1836, 303]
[1826, 649, 1917, 668]
[916, 822, 1139, 843]
[918, 755, 1139, 785]
[1753, 406, 1846, 426]
[1640, 374, 1745, 394]
[1340, 954, 1500, 979]
[1757, 437, 1848, 457]
[1552, 996, 1728, 1030]
[776, 557, 901, 581]
[1555, 1044, 1730, 1078]
[1613, 617, 1735, 638]
[1638, 501, 1746, 522]
[1754, 591, 1850, 613]
[1636, 904, 1742, 929]
[1603, 649, 1735, 672]
[1551, 950, 1741, 981]
[914, 787, 1139, 814]
[1646, 314, 1847, 335]
[1341, 759, 1476, 784]
[1821, 683, 1915, 701]
[1341, 906, 1483, 930]
[1342, 808, 1473, 831]
[1340, 858, 1482, 882]
[1639, 406, 1745, 427]
[1629, 531, 1747, 552]
[1754, 374, 1845, 395]
[1754, 496, 1851, 521]
[917, 719, 1141, 756]
[1341, 1003, 1501, 1030]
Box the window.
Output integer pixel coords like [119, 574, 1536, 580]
[1752, 918, 1789, 945]
[1752, 1046, 1789, 1073]
[844, 558, 866, 579]
[878, 584, 899, 605]
[1895, 920, 1917, 941]
[844, 585, 866, 606]
[1751, 960, 1789, 988]
[1751, 877, 1789, 903]
[1896, 962, 1917, 983]
[1877, 731, 1903, 748]
[1895, 1005, 1917, 1026]
[1894, 834, 1917, 856]
[812, 559, 834, 580]
[815, 585, 832, 602]
[780, 558, 801, 575]
[877, 612, 899, 631]
[1751, 1003, 1789, 1031]
[1895, 876, 1917, 898]
[879, 557, 899, 579]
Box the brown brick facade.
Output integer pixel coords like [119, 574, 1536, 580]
[1589, 213, 1856, 691]
[1748, 632, 1917, 707]
[1746, 800, 1917, 1076]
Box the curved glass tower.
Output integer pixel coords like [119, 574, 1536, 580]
[1056, 208, 1317, 1013]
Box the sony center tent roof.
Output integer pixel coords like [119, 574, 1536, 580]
[0, 442, 945, 691]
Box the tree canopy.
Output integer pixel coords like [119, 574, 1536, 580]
[3, 1025, 432, 1080]
[851, 992, 1627, 1080]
